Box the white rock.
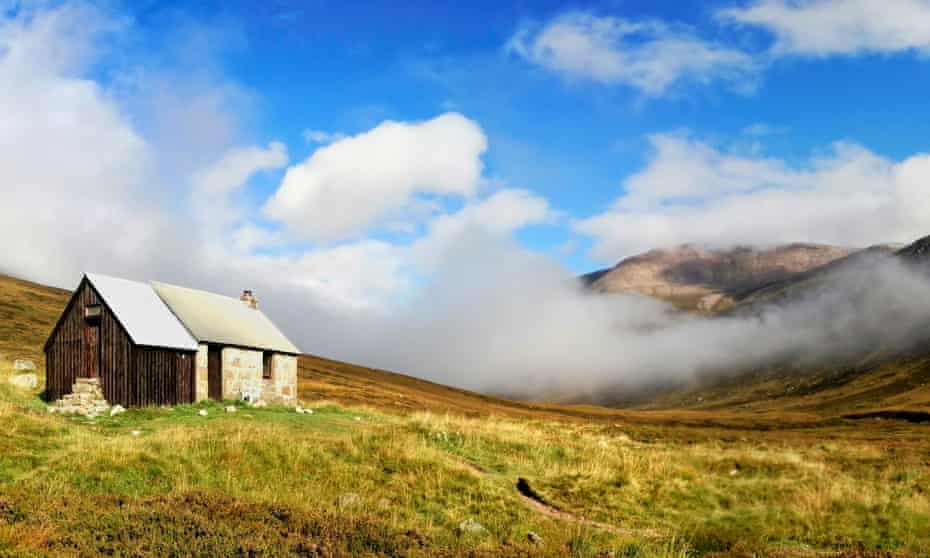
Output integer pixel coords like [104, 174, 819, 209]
[225, 406, 237, 413]
[295, 406, 305, 414]
[13, 359, 35, 371]
[198, 409, 208, 417]
[8, 373, 37, 390]
[458, 519, 486, 535]
[354, 416, 362, 422]
[131, 430, 142, 437]
[305, 408, 314, 415]
[109, 405, 126, 417]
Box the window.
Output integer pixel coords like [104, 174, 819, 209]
[263, 353, 273, 379]
[84, 304, 102, 323]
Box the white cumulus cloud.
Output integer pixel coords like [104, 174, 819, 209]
[265, 113, 488, 241]
[720, 0, 930, 56]
[507, 12, 759, 96]
[575, 133, 930, 262]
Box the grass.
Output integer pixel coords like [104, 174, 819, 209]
[1, 273, 929, 556]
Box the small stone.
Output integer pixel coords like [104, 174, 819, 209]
[457, 519, 486, 535]
[225, 406, 237, 413]
[198, 409, 208, 417]
[8, 373, 37, 390]
[250, 400, 267, 408]
[336, 493, 360, 509]
[354, 416, 362, 422]
[13, 359, 35, 371]
[729, 469, 739, 476]
[295, 406, 305, 414]
[305, 408, 314, 415]
[527, 531, 542, 544]
[131, 430, 142, 437]
[109, 405, 126, 417]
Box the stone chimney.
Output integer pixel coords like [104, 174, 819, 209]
[240, 289, 258, 310]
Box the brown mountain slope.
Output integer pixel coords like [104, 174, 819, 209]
[585, 243, 855, 312]
[629, 235, 930, 415]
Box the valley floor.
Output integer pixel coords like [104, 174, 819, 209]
[2, 365, 929, 557]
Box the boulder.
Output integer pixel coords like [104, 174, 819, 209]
[457, 519, 486, 535]
[8, 373, 37, 390]
[13, 359, 35, 371]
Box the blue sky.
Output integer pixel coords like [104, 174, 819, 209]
[131, 0, 930, 273]
[3, 0, 930, 311]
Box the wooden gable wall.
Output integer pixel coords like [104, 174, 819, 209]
[44, 278, 195, 407]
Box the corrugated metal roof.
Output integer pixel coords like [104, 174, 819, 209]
[152, 282, 300, 354]
[85, 274, 199, 351]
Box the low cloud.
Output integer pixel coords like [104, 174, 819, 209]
[294, 231, 930, 402]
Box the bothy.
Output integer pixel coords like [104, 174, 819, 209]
[44, 274, 299, 407]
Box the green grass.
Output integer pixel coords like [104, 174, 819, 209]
[3, 362, 928, 557]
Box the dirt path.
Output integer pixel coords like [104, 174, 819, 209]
[456, 459, 659, 537]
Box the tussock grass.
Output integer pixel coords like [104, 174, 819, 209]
[4, 393, 926, 556]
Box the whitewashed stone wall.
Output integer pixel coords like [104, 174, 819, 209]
[195, 344, 209, 402]
[263, 354, 297, 402]
[221, 347, 263, 400]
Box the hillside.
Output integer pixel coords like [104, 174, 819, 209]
[2, 272, 930, 556]
[585, 243, 855, 312]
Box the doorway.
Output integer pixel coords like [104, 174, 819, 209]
[208, 346, 222, 400]
[83, 322, 100, 378]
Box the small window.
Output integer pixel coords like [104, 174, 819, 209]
[84, 304, 102, 322]
[263, 353, 273, 379]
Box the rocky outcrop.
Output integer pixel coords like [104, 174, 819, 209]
[13, 359, 35, 371]
[48, 378, 110, 418]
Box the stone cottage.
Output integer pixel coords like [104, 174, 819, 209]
[45, 273, 300, 407]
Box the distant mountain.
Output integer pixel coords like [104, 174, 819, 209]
[897, 234, 930, 262]
[594, 234, 930, 414]
[585, 243, 855, 312]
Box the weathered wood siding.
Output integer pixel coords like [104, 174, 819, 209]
[44, 279, 115, 401]
[45, 278, 196, 407]
[132, 348, 195, 406]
